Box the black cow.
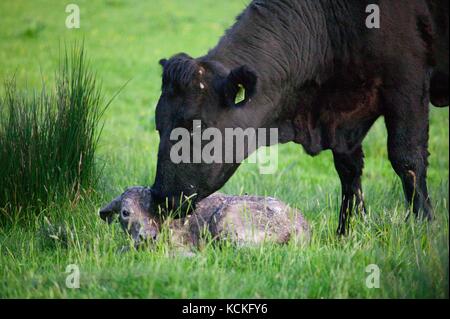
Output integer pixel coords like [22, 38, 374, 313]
[151, 0, 449, 235]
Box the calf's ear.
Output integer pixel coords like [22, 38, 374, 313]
[221, 65, 257, 107]
[99, 196, 122, 224]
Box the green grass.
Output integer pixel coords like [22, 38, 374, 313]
[0, 0, 448, 298]
[0, 44, 107, 213]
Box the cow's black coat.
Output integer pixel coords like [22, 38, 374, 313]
[153, 0, 449, 234]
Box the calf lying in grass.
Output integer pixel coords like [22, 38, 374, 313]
[99, 187, 310, 250]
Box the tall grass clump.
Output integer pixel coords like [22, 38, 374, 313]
[0, 44, 109, 216]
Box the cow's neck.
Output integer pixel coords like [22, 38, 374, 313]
[201, 1, 336, 150]
[205, 1, 333, 92]
[203, 1, 379, 155]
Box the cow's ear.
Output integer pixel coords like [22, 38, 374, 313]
[159, 58, 168, 68]
[222, 66, 257, 107]
[99, 195, 122, 224]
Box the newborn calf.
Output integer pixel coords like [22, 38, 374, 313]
[99, 187, 310, 249]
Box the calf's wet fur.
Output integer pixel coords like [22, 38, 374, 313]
[99, 187, 310, 250]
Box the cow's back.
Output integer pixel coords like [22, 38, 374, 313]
[369, 0, 448, 106]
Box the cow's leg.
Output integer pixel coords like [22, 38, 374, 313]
[333, 146, 366, 235]
[383, 79, 433, 221]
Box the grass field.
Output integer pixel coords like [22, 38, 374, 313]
[0, 0, 448, 298]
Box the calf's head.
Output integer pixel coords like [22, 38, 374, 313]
[99, 187, 159, 246]
[152, 53, 260, 215]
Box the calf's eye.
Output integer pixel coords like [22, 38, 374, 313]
[121, 210, 131, 219]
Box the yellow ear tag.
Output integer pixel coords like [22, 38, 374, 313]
[235, 84, 246, 104]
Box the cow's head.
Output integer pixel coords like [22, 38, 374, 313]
[99, 186, 160, 246]
[152, 53, 260, 215]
